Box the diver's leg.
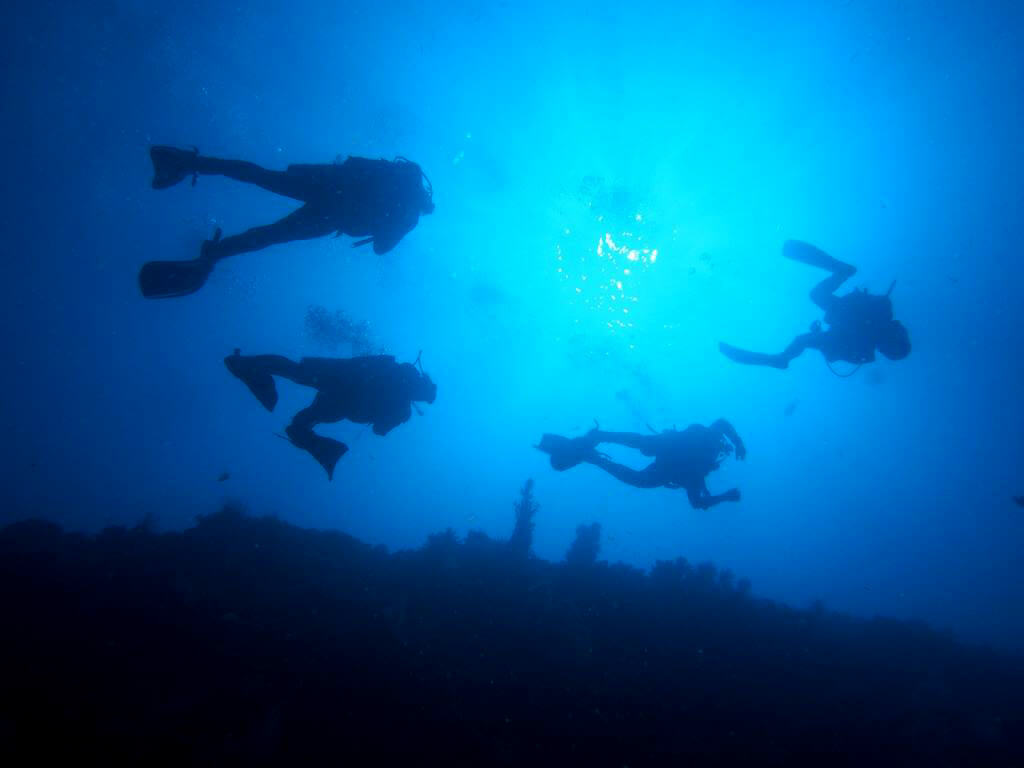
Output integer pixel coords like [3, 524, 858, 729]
[808, 272, 855, 311]
[783, 241, 857, 309]
[226, 352, 302, 380]
[149, 148, 329, 202]
[692, 489, 741, 510]
[589, 430, 660, 456]
[190, 156, 321, 201]
[687, 479, 740, 510]
[705, 490, 740, 507]
[783, 240, 855, 274]
[779, 333, 819, 363]
[203, 205, 337, 262]
[285, 401, 319, 437]
[586, 455, 665, 489]
[719, 342, 788, 369]
[226, 354, 342, 391]
[285, 396, 348, 481]
[686, 486, 705, 509]
[150, 147, 313, 199]
[720, 333, 819, 369]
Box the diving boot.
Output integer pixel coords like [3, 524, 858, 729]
[150, 145, 199, 190]
[137, 226, 222, 299]
[224, 350, 280, 411]
[536, 433, 600, 471]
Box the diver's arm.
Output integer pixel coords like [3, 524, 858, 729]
[371, 232, 399, 255]
[372, 210, 418, 254]
[372, 402, 412, 435]
[704, 489, 741, 508]
[686, 485, 708, 510]
[710, 419, 746, 460]
[692, 478, 741, 509]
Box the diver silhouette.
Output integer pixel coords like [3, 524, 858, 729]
[140, 147, 434, 298]
[225, 350, 437, 480]
[719, 240, 911, 372]
[538, 420, 746, 510]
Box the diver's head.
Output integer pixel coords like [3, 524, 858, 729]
[395, 157, 434, 215]
[877, 319, 911, 360]
[400, 362, 436, 405]
[412, 371, 437, 404]
[418, 172, 434, 215]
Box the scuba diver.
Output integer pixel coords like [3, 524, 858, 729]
[537, 420, 746, 510]
[719, 240, 911, 372]
[225, 350, 437, 480]
[140, 146, 435, 298]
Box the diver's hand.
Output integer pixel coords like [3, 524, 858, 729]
[735, 444, 747, 461]
[723, 488, 741, 502]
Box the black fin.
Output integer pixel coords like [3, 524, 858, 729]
[138, 257, 215, 299]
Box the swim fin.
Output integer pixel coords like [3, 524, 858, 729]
[719, 342, 788, 369]
[150, 145, 198, 190]
[285, 425, 348, 481]
[224, 352, 279, 411]
[536, 433, 598, 471]
[782, 240, 849, 273]
[138, 256, 215, 299]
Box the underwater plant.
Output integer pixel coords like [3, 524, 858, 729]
[565, 522, 601, 566]
[507, 478, 538, 558]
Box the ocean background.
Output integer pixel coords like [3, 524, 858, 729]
[2, 0, 1022, 663]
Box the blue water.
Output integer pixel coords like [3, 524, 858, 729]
[3, 0, 1022, 652]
